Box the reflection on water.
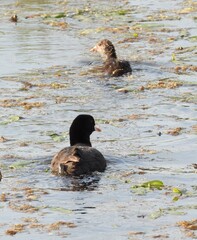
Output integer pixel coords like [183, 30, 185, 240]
[57, 175, 101, 192]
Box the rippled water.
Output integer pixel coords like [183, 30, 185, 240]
[0, 0, 197, 239]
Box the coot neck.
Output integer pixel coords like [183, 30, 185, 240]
[107, 50, 117, 59]
[70, 135, 92, 147]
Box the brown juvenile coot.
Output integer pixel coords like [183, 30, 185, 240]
[51, 115, 106, 176]
[90, 39, 132, 77]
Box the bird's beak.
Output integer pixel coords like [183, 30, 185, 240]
[94, 125, 101, 132]
[90, 46, 97, 52]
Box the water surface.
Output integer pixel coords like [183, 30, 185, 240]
[0, 0, 197, 239]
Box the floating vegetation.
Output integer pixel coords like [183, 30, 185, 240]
[165, 127, 183, 136]
[75, 7, 92, 16]
[118, 34, 142, 43]
[149, 205, 197, 220]
[20, 81, 68, 91]
[5, 220, 76, 236]
[25, 13, 42, 19]
[125, 114, 149, 120]
[140, 148, 157, 154]
[177, 219, 197, 238]
[6, 224, 25, 236]
[0, 136, 8, 142]
[191, 125, 197, 134]
[0, 115, 23, 125]
[48, 221, 77, 230]
[42, 12, 67, 19]
[142, 79, 183, 90]
[47, 132, 68, 142]
[0, 193, 6, 202]
[132, 23, 165, 30]
[172, 187, 183, 195]
[95, 117, 126, 127]
[112, 9, 130, 16]
[55, 96, 68, 104]
[9, 161, 32, 169]
[46, 21, 68, 29]
[100, 26, 130, 34]
[128, 231, 145, 237]
[9, 203, 39, 213]
[172, 187, 183, 201]
[48, 207, 73, 214]
[173, 64, 197, 73]
[177, 7, 196, 14]
[0, 99, 44, 110]
[145, 14, 181, 21]
[189, 36, 197, 42]
[170, 93, 197, 104]
[74, 7, 130, 18]
[132, 180, 164, 190]
[177, 219, 197, 231]
[130, 180, 164, 195]
[149, 207, 186, 220]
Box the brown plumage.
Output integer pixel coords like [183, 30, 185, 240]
[10, 14, 18, 23]
[90, 39, 132, 77]
[51, 115, 106, 176]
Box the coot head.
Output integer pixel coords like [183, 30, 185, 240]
[69, 114, 100, 147]
[90, 39, 117, 60]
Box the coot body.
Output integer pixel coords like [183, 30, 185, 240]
[51, 115, 106, 176]
[91, 39, 132, 77]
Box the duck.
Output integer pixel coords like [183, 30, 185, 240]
[51, 114, 106, 176]
[90, 39, 132, 77]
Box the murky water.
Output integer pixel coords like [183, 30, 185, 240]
[0, 0, 197, 239]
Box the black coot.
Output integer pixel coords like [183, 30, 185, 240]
[51, 115, 106, 176]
